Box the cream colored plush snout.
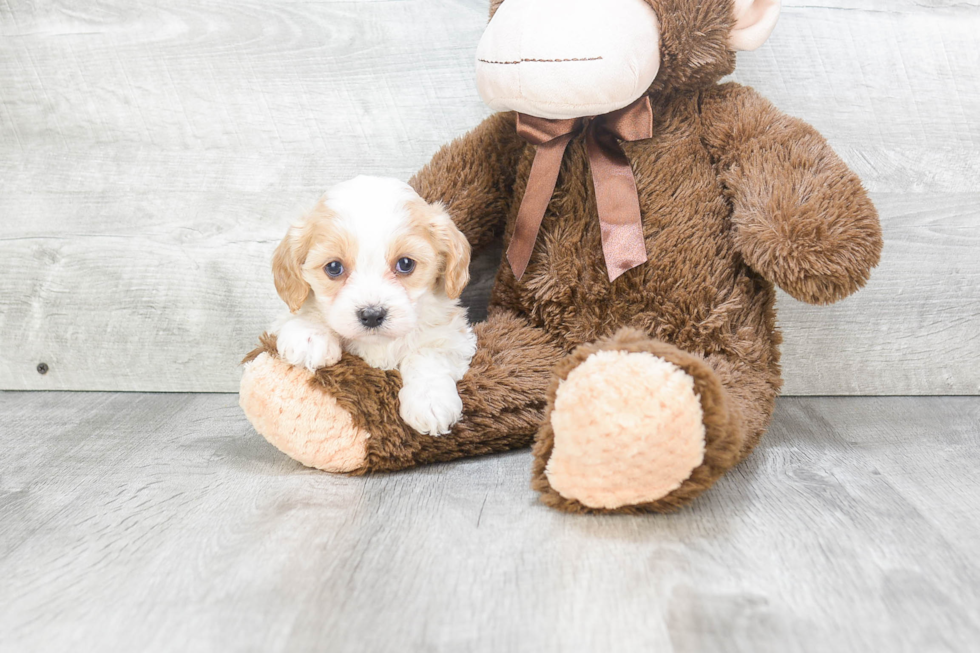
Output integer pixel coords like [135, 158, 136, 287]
[475, 0, 782, 120]
[475, 0, 662, 119]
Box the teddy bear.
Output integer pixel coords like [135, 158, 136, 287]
[239, 0, 882, 513]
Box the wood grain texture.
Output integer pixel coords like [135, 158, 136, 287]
[1, 391, 978, 652]
[0, 0, 978, 393]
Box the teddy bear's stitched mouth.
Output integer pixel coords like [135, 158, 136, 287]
[478, 56, 604, 65]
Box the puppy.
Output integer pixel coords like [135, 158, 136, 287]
[270, 176, 476, 436]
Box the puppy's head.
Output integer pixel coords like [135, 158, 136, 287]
[272, 176, 470, 342]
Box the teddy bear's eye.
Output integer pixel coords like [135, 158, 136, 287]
[395, 257, 416, 275]
[325, 261, 344, 278]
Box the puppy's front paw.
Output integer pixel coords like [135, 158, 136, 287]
[399, 377, 463, 436]
[276, 320, 343, 371]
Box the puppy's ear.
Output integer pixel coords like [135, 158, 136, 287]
[427, 203, 471, 300]
[272, 221, 313, 313]
[439, 214, 471, 300]
[407, 199, 472, 299]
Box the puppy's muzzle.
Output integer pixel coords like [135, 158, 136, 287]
[357, 306, 387, 329]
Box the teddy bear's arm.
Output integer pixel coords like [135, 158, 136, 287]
[410, 112, 526, 252]
[699, 83, 883, 305]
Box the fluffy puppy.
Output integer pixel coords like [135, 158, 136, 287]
[271, 176, 477, 436]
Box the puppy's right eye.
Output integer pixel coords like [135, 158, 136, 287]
[395, 257, 416, 275]
[324, 261, 345, 278]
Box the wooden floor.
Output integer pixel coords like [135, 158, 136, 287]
[0, 393, 978, 652]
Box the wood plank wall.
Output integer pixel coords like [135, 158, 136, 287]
[1, 0, 978, 394]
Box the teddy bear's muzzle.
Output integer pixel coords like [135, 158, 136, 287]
[475, 0, 662, 120]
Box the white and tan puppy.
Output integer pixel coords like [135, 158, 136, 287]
[271, 176, 476, 436]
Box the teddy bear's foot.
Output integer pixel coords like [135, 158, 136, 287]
[544, 349, 706, 508]
[532, 329, 746, 513]
[240, 309, 563, 474]
[240, 351, 369, 473]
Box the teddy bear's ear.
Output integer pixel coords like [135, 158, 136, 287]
[729, 0, 781, 51]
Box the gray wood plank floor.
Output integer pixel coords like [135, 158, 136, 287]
[1, 393, 978, 652]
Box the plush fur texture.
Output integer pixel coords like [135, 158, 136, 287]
[545, 349, 707, 509]
[529, 328, 746, 513]
[239, 351, 369, 472]
[244, 311, 561, 471]
[240, 0, 882, 513]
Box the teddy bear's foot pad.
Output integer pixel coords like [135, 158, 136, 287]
[545, 350, 706, 509]
[240, 353, 369, 473]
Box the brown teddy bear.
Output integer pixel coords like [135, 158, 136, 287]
[239, 0, 882, 513]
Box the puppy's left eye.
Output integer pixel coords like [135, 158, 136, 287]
[395, 257, 416, 275]
[325, 261, 345, 278]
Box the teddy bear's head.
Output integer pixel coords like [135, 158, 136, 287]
[478, 0, 780, 119]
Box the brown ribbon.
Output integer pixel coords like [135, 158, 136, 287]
[507, 96, 654, 282]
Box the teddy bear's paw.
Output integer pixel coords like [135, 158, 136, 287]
[240, 352, 369, 473]
[545, 350, 706, 510]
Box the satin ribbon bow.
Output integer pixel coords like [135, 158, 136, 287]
[507, 96, 654, 282]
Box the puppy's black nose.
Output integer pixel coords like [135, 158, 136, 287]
[357, 306, 387, 329]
